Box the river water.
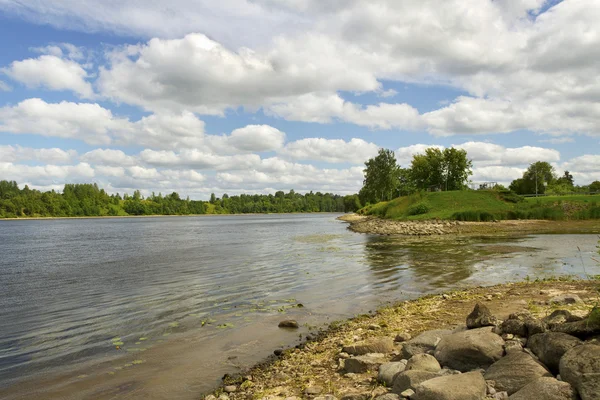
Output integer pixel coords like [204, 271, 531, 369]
[0, 214, 598, 399]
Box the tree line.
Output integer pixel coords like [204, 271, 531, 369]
[359, 147, 473, 205]
[508, 161, 600, 195]
[0, 180, 359, 218]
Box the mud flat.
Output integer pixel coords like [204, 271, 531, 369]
[207, 279, 600, 400]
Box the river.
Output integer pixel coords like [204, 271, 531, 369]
[0, 214, 598, 399]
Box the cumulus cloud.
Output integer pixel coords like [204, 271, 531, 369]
[207, 125, 286, 154]
[281, 137, 379, 164]
[0, 162, 95, 186]
[0, 145, 77, 164]
[1, 55, 94, 98]
[80, 149, 137, 166]
[0, 80, 11, 91]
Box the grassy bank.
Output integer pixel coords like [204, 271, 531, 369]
[360, 191, 600, 221]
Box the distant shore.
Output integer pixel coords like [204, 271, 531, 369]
[337, 214, 600, 236]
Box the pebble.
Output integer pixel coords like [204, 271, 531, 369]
[400, 389, 415, 398]
[395, 332, 412, 343]
[305, 386, 324, 395]
[278, 320, 299, 329]
[223, 385, 237, 393]
[369, 324, 381, 330]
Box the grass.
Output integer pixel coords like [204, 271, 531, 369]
[360, 190, 600, 221]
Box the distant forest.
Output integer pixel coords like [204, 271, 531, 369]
[0, 180, 362, 218]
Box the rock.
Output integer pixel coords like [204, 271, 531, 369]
[503, 340, 523, 354]
[509, 377, 577, 400]
[338, 352, 350, 359]
[378, 361, 408, 386]
[499, 319, 527, 337]
[343, 337, 394, 356]
[218, 395, 229, 400]
[395, 333, 412, 343]
[343, 353, 387, 373]
[274, 349, 283, 356]
[375, 395, 400, 400]
[559, 344, 600, 400]
[493, 393, 508, 400]
[401, 329, 453, 359]
[486, 380, 497, 395]
[549, 294, 583, 305]
[411, 371, 486, 400]
[434, 327, 505, 372]
[550, 317, 600, 339]
[314, 396, 337, 400]
[483, 351, 551, 395]
[399, 389, 414, 398]
[437, 367, 462, 376]
[524, 319, 546, 337]
[369, 324, 381, 330]
[278, 320, 299, 328]
[305, 386, 324, 395]
[340, 395, 368, 400]
[391, 370, 439, 394]
[527, 332, 583, 374]
[405, 354, 441, 373]
[205, 396, 217, 400]
[466, 303, 497, 329]
[223, 385, 237, 393]
[543, 310, 584, 327]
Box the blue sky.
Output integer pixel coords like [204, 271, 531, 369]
[0, 0, 598, 199]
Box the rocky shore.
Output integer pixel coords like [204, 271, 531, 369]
[337, 214, 600, 236]
[205, 280, 599, 400]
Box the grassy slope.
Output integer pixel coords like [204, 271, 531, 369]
[361, 191, 600, 221]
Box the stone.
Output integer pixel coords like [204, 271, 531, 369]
[395, 332, 412, 343]
[378, 361, 408, 386]
[223, 385, 237, 393]
[550, 317, 600, 339]
[411, 371, 486, 400]
[483, 351, 551, 395]
[509, 377, 577, 400]
[493, 393, 508, 400]
[467, 303, 497, 329]
[391, 370, 438, 394]
[278, 320, 299, 328]
[399, 389, 414, 398]
[434, 327, 505, 372]
[499, 319, 527, 337]
[524, 319, 546, 337]
[305, 386, 324, 395]
[503, 340, 523, 354]
[405, 354, 441, 373]
[274, 349, 283, 356]
[549, 294, 583, 305]
[543, 310, 584, 327]
[401, 329, 453, 359]
[375, 395, 399, 400]
[343, 337, 394, 356]
[437, 367, 462, 376]
[527, 332, 583, 374]
[205, 396, 217, 400]
[343, 353, 387, 373]
[340, 395, 368, 400]
[314, 396, 337, 400]
[559, 344, 600, 400]
[218, 395, 229, 400]
[369, 324, 381, 330]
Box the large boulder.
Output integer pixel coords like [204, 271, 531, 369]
[391, 370, 438, 394]
[405, 354, 441, 373]
[411, 371, 486, 400]
[549, 294, 582, 305]
[559, 344, 600, 400]
[551, 317, 600, 339]
[401, 330, 453, 359]
[378, 361, 407, 387]
[543, 310, 584, 328]
[466, 303, 497, 329]
[484, 351, 552, 395]
[509, 377, 577, 400]
[343, 337, 394, 356]
[527, 332, 583, 374]
[343, 353, 387, 373]
[434, 327, 505, 372]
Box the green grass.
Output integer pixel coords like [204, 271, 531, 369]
[361, 191, 600, 221]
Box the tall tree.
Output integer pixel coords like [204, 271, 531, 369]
[410, 147, 472, 191]
[359, 148, 400, 204]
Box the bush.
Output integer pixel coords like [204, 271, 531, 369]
[407, 202, 430, 216]
[497, 189, 524, 203]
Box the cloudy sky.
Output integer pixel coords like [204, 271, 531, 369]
[0, 0, 598, 199]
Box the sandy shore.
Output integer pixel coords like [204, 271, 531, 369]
[208, 279, 599, 399]
[337, 214, 600, 236]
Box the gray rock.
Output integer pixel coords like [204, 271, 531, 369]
[395, 332, 412, 343]
[401, 329, 453, 359]
[405, 354, 441, 373]
[343, 353, 387, 374]
[391, 370, 438, 394]
[340, 394, 368, 400]
[378, 361, 408, 387]
[411, 371, 486, 400]
[499, 319, 527, 337]
[278, 320, 299, 328]
[550, 317, 600, 339]
[484, 351, 552, 395]
[509, 377, 577, 400]
[549, 294, 583, 305]
[559, 344, 600, 400]
[494, 393, 509, 400]
[543, 310, 584, 327]
[527, 332, 583, 374]
[434, 327, 505, 372]
[305, 386, 324, 395]
[466, 303, 497, 329]
[375, 395, 400, 400]
[524, 319, 546, 337]
[205, 396, 217, 400]
[218, 395, 229, 400]
[399, 389, 414, 398]
[504, 340, 523, 354]
[223, 385, 237, 393]
[314, 396, 337, 400]
[343, 337, 394, 355]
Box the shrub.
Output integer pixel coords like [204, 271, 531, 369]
[407, 202, 429, 216]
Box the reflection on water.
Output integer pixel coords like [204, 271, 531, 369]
[0, 215, 598, 399]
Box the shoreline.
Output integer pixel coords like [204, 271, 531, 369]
[207, 278, 599, 400]
[337, 214, 600, 236]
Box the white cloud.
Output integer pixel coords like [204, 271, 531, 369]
[80, 149, 137, 166]
[454, 142, 560, 166]
[0, 145, 77, 164]
[0, 80, 11, 91]
[281, 137, 378, 164]
[0, 162, 95, 185]
[395, 144, 445, 166]
[207, 125, 286, 154]
[1, 55, 94, 98]
[139, 149, 261, 171]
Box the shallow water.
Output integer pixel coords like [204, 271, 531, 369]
[0, 214, 598, 399]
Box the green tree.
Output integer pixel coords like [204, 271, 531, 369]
[359, 148, 400, 204]
[590, 181, 600, 193]
[410, 147, 472, 191]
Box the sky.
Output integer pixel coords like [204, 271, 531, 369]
[0, 0, 598, 199]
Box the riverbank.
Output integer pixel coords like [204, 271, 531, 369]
[0, 212, 342, 221]
[338, 214, 600, 236]
[207, 279, 599, 400]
